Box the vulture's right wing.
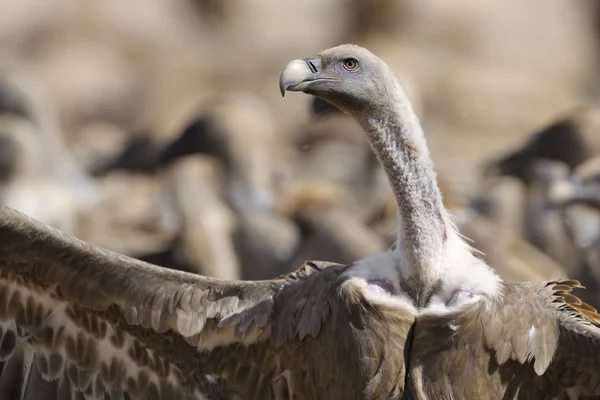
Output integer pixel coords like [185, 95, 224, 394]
[0, 206, 413, 399]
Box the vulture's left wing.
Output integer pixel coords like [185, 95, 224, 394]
[0, 206, 347, 399]
[409, 280, 600, 399]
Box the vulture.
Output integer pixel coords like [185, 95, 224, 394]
[153, 155, 242, 280]
[485, 156, 600, 306]
[1, 44, 600, 399]
[90, 92, 278, 214]
[89, 135, 163, 176]
[525, 159, 600, 253]
[483, 112, 600, 276]
[518, 159, 585, 275]
[541, 157, 600, 308]
[485, 105, 600, 181]
[276, 95, 387, 267]
[90, 92, 299, 280]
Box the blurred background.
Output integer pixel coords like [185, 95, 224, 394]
[1, 0, 600, 303]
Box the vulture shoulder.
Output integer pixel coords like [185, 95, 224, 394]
[0, 206, 413, 399]
[410, 280, 600, 399]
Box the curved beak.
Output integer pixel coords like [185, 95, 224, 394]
[279, 56, 323, 97]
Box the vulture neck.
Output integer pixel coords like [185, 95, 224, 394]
[358, 83, 450, 292]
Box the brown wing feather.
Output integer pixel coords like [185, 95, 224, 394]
[208, 265, 414, 399]
[0, 206, 342, 399]
[0, 206, 415, 399]
[409, 280, 600, 399]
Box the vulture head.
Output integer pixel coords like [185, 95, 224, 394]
[280, 44, 396, 116]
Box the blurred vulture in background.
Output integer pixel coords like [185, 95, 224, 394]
[155, 156, 240, 280]
[543, 156, 600, 307]
[277, 97, 387, 266]
[484, 109, 600, 306]
[484, 109, 600, 262]
[485, 106, 600, 180]
[89, 92, 300, 280]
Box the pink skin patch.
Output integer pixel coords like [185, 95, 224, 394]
[367, 279, 396, 295]
[446, 289, 475, 307]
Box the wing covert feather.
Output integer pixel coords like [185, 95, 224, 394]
[0, 206, 346, 399]
[409, 280, 600, 399]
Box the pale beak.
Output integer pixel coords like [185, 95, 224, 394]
[279, 56, 322, 97]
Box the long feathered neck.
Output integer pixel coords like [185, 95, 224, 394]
[356, 79, 450, 292]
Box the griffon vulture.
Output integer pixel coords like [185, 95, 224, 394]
[0, 45, 599, 399]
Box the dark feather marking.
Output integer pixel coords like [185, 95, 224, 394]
[0, 205, 413, 398]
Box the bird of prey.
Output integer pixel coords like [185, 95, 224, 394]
[0, 44, 599, 399]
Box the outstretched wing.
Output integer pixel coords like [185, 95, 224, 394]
[0, 206, 346, 399]
[409, 280, 600, 399]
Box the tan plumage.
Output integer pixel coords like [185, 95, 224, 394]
[76, 171, 171, 260]
[87, 92, 299, 280]
[287, 96, 388, 221]
[0, 206, 412, 399]
[277, 179, 386, 266]
[192, 93, 301, 280]
[157, 155, 241, 279]
[410, 280, 600, 399]
[276, 97, 387, 266]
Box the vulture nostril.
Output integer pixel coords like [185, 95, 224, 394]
[307, 61, 317, 73]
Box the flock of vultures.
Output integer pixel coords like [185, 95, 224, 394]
[0, 42, 598, 399]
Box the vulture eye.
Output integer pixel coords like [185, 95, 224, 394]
[343, 58, 358, 71]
